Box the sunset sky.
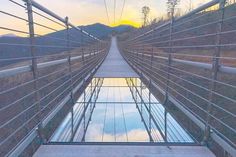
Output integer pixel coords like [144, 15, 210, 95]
[0, 0, 211, 35]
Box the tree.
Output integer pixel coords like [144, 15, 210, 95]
[166, 0, 180, 18]
[227, 0, 236, 4]
[142, 6, 150, 27]
[188, 0, 193, 12]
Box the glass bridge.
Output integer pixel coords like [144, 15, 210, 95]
[50, 78, 194, 144]
[3, 0, 236, 156]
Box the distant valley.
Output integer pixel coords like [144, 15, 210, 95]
[0, 23, 133, 67]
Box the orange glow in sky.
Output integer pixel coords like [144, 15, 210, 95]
[111, 20, 140, 28]
[0, 0, 211, 36]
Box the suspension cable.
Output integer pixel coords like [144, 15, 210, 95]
[103, 0, 110, 25]
[114, 0, 116, 25]
[119, 0, 126, 22]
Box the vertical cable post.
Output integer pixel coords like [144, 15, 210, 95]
[136, 49, 139, 69]
[97, 42, 99, 56]
[148, 80, 153, 142]
[203, 0, 226, 145]
[82, 78, 86, 142]
[89, 44, 92, 59]
[135, 78, 138, 103]
[90, 79, 93, 115]
[26, 0, 45, 143]
[164, 8, 174, 104]
[150, 46, 154, 71]
[81, 30, 85, 65]
[140, 76, 143, 119]
[65, 17, 74, 142]
[164, 109, 168, 142]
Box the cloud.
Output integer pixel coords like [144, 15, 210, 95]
[85, 123, 150, 142]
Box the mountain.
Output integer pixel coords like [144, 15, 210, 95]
[0, 23, 134, 67]
[80, 23, 133, 37]
[0, 33, 18, 38]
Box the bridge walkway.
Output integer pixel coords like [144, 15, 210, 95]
[95, 37, 138, 78]
[33, 145, 215, 157]
[33, 37, 215, 157]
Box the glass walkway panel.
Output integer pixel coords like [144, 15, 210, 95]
[50, 78, 194, 144]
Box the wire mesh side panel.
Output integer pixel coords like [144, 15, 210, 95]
[0, 0, 109, 156]
[118, 1, 236, 156]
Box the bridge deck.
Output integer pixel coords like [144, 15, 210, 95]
[33, 145, 215, 157]
[95, 37, 139, 78]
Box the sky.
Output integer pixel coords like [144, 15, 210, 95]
[0, 0, 211, 35]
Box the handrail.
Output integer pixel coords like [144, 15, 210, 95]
[127, 50, 236, 75]
[23, 0, 101, 42]
[0, 49, 105, 78]
[119, 0, 236, 156]
[0, 0, 110, 156]
[128, 0, 220, 41]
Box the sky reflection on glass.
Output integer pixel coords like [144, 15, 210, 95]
[51, 78, 194, 143]
[85, 78, 149, 142]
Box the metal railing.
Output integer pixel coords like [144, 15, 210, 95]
[119, 0, 236, 156]
[50, 78, 103, 142]
[0, 0, 109, 156]
[126, 78, 195, 143]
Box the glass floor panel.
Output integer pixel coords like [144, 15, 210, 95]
[50, 78, 194, 143]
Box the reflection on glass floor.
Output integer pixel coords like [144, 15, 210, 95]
[50, 78, 194, 143]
